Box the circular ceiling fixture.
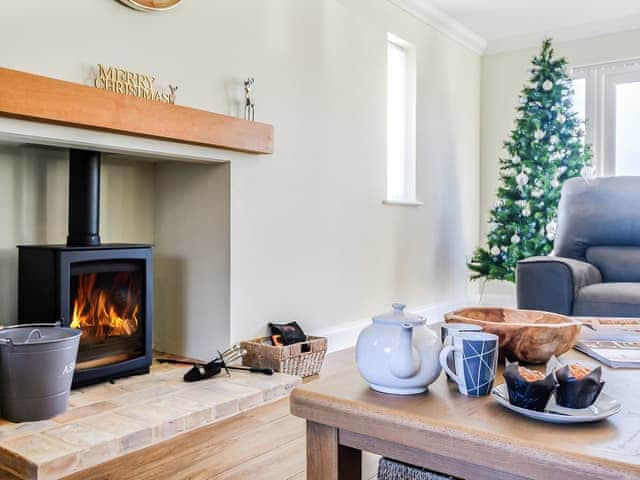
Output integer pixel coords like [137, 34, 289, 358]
[118, 0, 183, 12]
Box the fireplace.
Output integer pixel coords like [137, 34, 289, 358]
[17, 149, 153, 387]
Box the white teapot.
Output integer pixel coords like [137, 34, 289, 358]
[356, 303, 442, 395]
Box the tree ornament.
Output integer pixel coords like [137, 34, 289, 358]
[542, 80, 554, 91]
[534, 129, 545, 141]
[516, 171, 529, 187]
[581, 165, 596, 178]
[522, 206, 531, 217]
[511, 234, 521, 244]
[512, 155, 521, 165]
[557, 113, 566, 124]
[546, 221, 557, 241]
[490, 246, 501, 256]
[550, 135, 559, 145]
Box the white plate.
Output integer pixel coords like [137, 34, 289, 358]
[491, 383, 622, 424]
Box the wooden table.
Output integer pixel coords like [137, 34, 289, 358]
[290, 349, 640, 480]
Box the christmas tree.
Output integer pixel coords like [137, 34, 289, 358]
[468, 39, 592, 282]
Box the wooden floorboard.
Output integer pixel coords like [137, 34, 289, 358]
[62, 398, 304, 480]
[213, 436, 306, 480]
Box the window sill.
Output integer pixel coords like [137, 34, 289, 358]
[382, 199, 423, 207]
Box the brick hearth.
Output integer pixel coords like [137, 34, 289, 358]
[0, 360, 300, 480]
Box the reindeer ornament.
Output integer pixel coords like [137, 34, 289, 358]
[244, 77, 255, 121]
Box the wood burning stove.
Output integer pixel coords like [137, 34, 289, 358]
[17, 149, 152, 387]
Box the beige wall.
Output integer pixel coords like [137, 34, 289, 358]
[480, 29, 640, 297]
[0, 0, 481, 344]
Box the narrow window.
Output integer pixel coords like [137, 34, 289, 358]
[386, 34, 417, 204]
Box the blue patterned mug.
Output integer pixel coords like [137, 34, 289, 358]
[440, 323, 483, 381]
[439, 331, 499, 397]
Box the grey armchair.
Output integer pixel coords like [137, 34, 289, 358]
[517, 176, 640, 317]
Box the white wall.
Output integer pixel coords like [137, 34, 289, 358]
[0, 0, 481, 346]
[480, 29, 640, 298]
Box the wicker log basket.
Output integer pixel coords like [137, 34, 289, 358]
[240, 336, 327, 377]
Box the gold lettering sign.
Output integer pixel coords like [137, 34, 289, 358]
[94, 64, 178, 104]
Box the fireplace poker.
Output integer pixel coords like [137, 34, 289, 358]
[156, 345, 274, 382]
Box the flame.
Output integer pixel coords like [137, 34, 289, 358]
[71, 272, 140, 338]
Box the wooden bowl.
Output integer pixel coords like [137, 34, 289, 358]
[444, 307, 581, 364]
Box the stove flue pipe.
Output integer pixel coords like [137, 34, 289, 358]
[67, 149, 101, 247]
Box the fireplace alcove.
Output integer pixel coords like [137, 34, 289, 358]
[4, 142, 232, 384]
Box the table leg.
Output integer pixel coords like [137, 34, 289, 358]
[307, 421, 362, 480]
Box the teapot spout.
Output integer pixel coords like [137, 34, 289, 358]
[389, 323, 421, 379]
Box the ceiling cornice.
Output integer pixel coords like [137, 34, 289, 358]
[485, 16, 640, 55]
[388, 0, 487, 55]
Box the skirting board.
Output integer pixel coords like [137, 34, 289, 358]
[311, 294, 516, 354]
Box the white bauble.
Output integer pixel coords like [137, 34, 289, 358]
[550, 135, 559, 145]
[581, 165, 596, 178]
[546, 221, 557, 241]
[551, 179, 559, 188]
[516, 172, 529, 187]
[534, 129, 545, 141]
[490, 246, 501, 256]
[512, 155, 521, 165]
[532, 189, 544, 198]
[511, 234, 521, 244]
[557, 113, 566, 124]
[522, 207, 531, 217]
[542, 80, 554, 91]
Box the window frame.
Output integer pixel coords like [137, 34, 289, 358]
[384, 33, 420, 207]
[573, 59, 640, 176]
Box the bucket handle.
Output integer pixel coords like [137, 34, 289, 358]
[0, 322, 62, 345]
[25, 329, 42, 343]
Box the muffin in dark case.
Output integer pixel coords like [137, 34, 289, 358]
[554, 364, 604, 409]
[504, 363, 557, 411]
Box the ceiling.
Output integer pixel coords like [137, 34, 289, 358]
[425, 0, 640, 54]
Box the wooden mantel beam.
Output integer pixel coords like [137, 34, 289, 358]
[0, 67, 273, 154]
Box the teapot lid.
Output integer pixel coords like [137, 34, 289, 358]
[372, 303, 426, 326]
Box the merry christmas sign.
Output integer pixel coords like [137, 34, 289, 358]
[94, 64, 178, 104]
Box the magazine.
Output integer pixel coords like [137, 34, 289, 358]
[575, 318, 640, 368]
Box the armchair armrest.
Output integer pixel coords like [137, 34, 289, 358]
[516, 256, 602, 315]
